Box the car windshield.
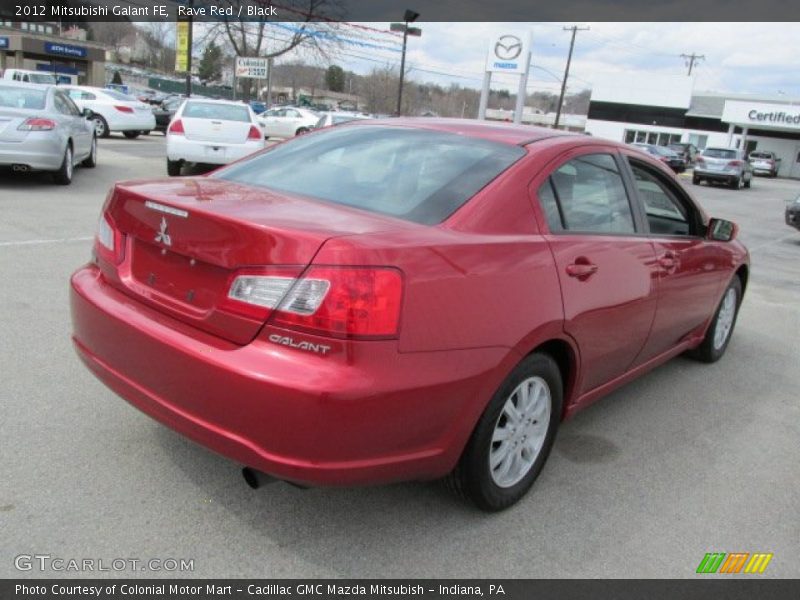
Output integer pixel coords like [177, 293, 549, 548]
[0, 85, 46, 110]
[102, 89, 139, 102]
[703, 148, 737, 159]
[28, 73, 56, 84]
[183, 101, 250, 122]
[653, 146, 678, 157]
[215, 126, 525, 225]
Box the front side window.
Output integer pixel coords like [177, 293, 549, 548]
[215, 126, 525, 225]
[629, 160, 697, 237]
[547, 154, 636, 234]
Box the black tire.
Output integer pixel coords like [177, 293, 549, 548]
[123, 131, 140, 139]
[295, 127, 309, 136]
[686, 276, 742, 363]
[692, 173, 700, 185]
[444, 352, 563, 512]
[81, 135, 97, 168]
[166, 159, 182, 176]
[93, 115, 109, 138]
[728, 177, 740, 190]
[743, 176, 751, 189]
[52, 143, 73, 185]
[142, 130, 151, 136]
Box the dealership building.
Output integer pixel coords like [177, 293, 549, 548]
[585, 75, 800, 178]
[0, 21, 106, 85]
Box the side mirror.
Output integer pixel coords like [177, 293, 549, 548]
[707, 218, 738, 242]
[82, 108, 94, 119]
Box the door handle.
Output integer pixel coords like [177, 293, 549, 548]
[566, 262, 598, 278]
[658, 252, 677, 271]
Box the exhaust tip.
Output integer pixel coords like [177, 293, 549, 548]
[242, 466, 276, 490]
[11, 164, 30, 172]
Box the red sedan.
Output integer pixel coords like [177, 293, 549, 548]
[70, 119, 749, 511]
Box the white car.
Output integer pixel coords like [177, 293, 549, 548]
[2, 69, 57, 85]
[314, 112, 372, 129]
[257, 106, 319, 139]
[165, 98, 265, 176]
[61, 86, 155, 139]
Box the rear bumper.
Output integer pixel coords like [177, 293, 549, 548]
[0, 137, 65, 170]
[694, 169, 739, 181]
[70, 264, 508, 486]
[166, 137, 264, 165]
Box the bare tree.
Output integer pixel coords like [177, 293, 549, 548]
[89, 22, 137, 62]
[200, 0, 344, 98]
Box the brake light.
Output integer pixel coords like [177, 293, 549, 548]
[114, 105, 134, 113]
[271, 266, 403, 339]
[695, 156, 705, 164]
[167, 119, 184, 135]
[95, 213, 123, 264]
[247, 125, 262, 140]
[222, 266, 403, 338]
[18, 117, 56, 131]
[728, 160, 743, 167]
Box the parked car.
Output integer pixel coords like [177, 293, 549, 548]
[0, 81, 96, 184]
[631, 143, 686, 173]
[693, 147, 753, 189]
[257, 106, 319, 138]
[152, 95, 185, 133]
[61, 86, 156, 139]
[70, 119, 749, 511]
[786, 193, 800, 231]
[668, 142, 698, 165]
[165, 98, 265, 175]
[314, 112, 372, 129]
[748, 150, 781, 178]
[1, 69, 57, 85]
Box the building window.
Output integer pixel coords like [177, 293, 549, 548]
[624, 129, 682, 146]
[688, 134, 708, 150]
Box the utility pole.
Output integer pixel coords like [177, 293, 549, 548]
[554, 25, 589, 130]
[185, 0, 194, 97]
[680, 53, 705, 76]
[391, 10, 421, 116]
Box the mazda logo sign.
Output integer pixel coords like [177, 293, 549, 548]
[494, 35, 523, 61]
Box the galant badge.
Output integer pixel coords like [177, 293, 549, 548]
[155, 216, 172, 246]
[494, 35, 523, 60]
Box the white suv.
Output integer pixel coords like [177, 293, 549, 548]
[693, 147, 753, 190]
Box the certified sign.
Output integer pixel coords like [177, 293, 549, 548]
[486, 32, 531, 74]
[235, 57, 269, 79]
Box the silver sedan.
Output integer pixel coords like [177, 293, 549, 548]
[0, 81, 96, 184]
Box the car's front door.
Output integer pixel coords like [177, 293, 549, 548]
[534, 150, 659, 395]
[621, 154, 730, 365]
[52, 91, 90, 157]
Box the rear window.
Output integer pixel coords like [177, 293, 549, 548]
[703, 148, 737, 159]
[183, 102, 250, 122]
[27, 73, 56, 84]
[749, 152, 772, 159]
[102, 89, 138, 102]
[215, 126, 525, 224]
[0, 85, 46, 110]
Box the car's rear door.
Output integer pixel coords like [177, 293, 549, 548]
[621, 153, 729, 364]
[533, 149, 659, 395]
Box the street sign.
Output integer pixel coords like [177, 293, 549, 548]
[485, 32, 531, 74]
[390, 23, 422, 37]
[175, 21, 189, 72]
[235, 57, 269, 79]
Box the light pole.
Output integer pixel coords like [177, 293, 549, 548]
[391, 10, 421, 116]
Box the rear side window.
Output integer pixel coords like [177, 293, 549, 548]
[546, 154, 636, 234]
[216, 126, 525, 224]
[183, 102, 251, 122]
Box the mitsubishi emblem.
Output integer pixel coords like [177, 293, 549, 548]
[155, 216, 172, 246]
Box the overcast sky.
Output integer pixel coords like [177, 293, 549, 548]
[286, 22, 800, 98]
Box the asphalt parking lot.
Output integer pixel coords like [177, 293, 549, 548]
[1, 134, 798, 579]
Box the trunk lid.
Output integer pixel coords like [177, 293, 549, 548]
[103, 178, 412, 344]
[182, 117, 252, 144]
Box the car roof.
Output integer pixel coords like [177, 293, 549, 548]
[350, 117, 576, 146]
[0, 80, 55, 91]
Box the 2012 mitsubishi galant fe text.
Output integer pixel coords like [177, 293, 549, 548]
[70, 119, 749, 511]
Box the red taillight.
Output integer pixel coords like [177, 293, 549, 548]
[728, 160, 743, 167]
[95, 213, 123, 265]
[695, 156, 705, 164]
[271, 266, 403, 339]
[247, 125, 262, 140]
[222, 266, 403, 339]
[114, 105, 134, 113]
[167, 119, 184, 135]
[18, 117, 56, 131]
